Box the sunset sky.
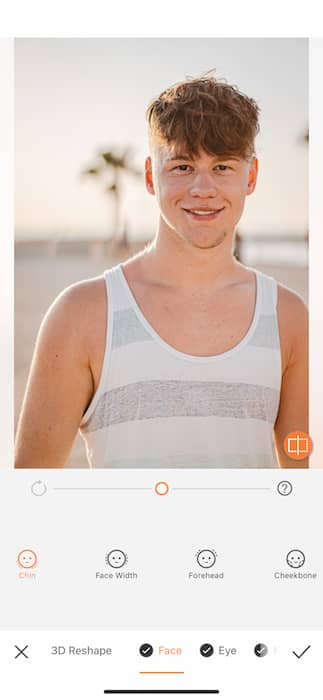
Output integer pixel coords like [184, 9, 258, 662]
[15, 38, 308, 240]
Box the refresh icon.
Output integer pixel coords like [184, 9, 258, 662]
[31, 481, 47, 497]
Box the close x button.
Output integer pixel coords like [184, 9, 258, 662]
[14, 644, 29, 659]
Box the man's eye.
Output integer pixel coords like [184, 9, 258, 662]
[173, 164, 191, 172]
[215, 164, 232, 172]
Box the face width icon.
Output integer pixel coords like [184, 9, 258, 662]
[106, 549, 128, 569]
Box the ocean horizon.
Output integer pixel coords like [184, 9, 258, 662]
[15, 233, 308, 267]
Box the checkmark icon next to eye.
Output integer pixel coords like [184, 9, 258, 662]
[200, 643, 214, 658]
[292, 645, 311, 659]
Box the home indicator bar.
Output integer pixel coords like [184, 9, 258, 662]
[103, 691, 220, 695]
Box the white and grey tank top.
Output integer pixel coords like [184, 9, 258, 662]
[80, 265, 281, 468]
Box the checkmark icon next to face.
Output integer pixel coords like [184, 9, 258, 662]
[292, 645, 311, 659]
[139, 643, 154, 657]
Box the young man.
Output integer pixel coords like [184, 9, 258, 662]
[15, 76, 308, 469]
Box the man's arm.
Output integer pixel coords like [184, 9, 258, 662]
[15, 278, 106, 468]
[274, 285, 309, 468]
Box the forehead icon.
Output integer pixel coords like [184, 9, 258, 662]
[196, 549, 217, 569]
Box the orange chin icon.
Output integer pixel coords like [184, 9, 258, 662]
[17, 549, 38, 569]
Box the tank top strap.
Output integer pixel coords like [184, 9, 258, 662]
[104, 264, 131, 313]
[256, 270, 278, 315]
[248, 270, 280, 351]
[104, 264, 153, 353]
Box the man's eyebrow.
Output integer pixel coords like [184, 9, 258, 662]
[214, 154, 242, 161]
[165, 153, 243, 162]
[166, 153, 192, 161]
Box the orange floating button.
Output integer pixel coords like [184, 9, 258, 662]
[283, 432, 313, 460]
[154, 481, 169, 496]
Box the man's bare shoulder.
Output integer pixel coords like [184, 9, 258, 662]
[277, 283, 308, 368]
[38, 275, 107, 360]
[277, 283, 307, 324]
[53, 275, 106, 313]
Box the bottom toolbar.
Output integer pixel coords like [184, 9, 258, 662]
[1, 630, 320, 700]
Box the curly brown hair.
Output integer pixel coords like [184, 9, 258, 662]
[146, 75, 260, 160]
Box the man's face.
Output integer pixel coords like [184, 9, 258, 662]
[145, 144, 258, 250]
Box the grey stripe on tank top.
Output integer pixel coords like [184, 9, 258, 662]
[84, 380, 279, 433]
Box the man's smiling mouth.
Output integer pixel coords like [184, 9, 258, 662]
[183, 207, 225, 218]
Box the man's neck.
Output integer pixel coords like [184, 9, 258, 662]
[140, 224, 242, 290]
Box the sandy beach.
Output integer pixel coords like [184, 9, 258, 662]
[15, 242, 308, 468]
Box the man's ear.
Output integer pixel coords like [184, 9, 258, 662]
[247, 157, 258, 195]
[145, 156, 155, 195]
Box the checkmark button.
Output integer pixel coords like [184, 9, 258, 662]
[292, 645, 311, 659]
[254, 643, 268, 658]
[139, 643, 154, 658]
[200, 643, 214, 658]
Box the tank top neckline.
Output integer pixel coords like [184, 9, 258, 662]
[115, 264, 262, 363]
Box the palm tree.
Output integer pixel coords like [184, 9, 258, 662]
[82, 147, 141, 244]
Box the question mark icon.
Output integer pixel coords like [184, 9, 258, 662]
[277, 481, 293, 496]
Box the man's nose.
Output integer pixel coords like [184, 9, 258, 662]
[189, 170, 218, 197]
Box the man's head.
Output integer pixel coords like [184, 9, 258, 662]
[145, 75, 260, 250]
